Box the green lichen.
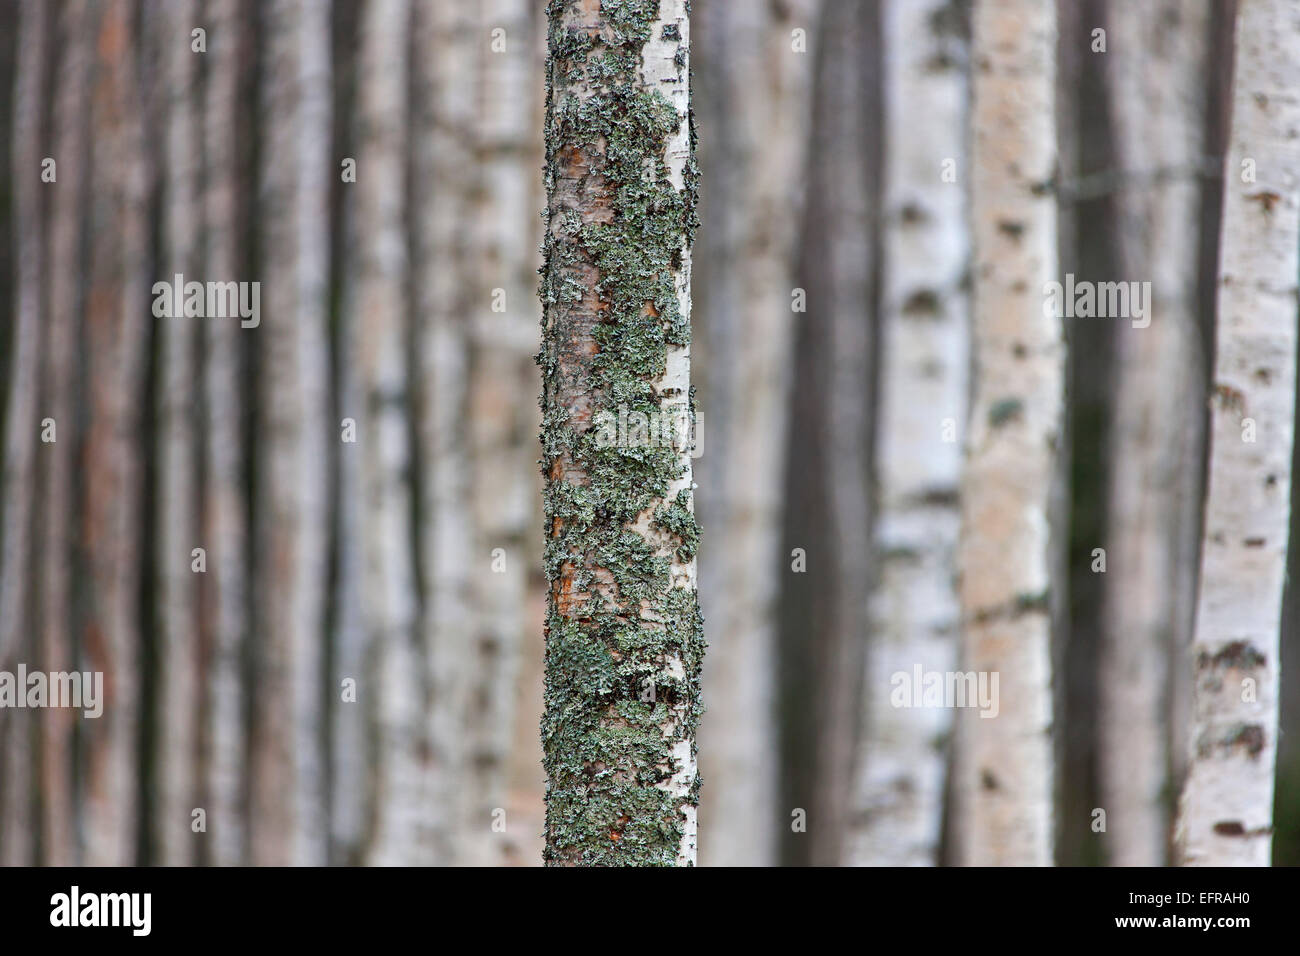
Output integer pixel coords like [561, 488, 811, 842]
[538, 0, 702, 866]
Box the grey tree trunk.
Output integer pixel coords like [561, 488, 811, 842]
[253, 0, 331, 866]
[955, 0, 1061, 867]
[1175, 0, 1300, 867]
[540, 0, 701, 866]
[1100, 0, 1210, 868]
[851, 0, 970, 868]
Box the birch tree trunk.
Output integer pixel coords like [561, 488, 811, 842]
[955, 0, 1060, 867]
[693, 0, 819, 869]
[80, 0, 147, 867]
[851, 0, 969, 868]
[461, 0, 538, 867]
[39, 0, 93, 867]
[254, 0, 331, 866]
[202, 0, 249, 867]
[157, 0, 201, 866]
[540, 0, 701, 866]
[1100, 0, 1210, 868]
[0, 0, 49, 868]
[411, 0, 476, 865]
[353, 0, 423, 868]
[1175, 0, 1300, 867]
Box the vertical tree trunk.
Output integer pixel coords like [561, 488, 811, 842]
[851, 0, 970, 867]
[693, 0, 819, 869]
[202, 0, 249, 867]
[411, 0, 476, 865]
[254, 0, 331, 866]
[1175, 0, 1299, 867]
[39, 0, 93, 867]
[0, 0, 50, 868]
[540, 0, 701, 866]
[81, 0, 147, 867]
[354, 0, 422, 867]
[157, 0, 201, 866]
[1100, 0, 1210, 868]
[461, 0, 538, 867]
[955, 0, 1060, 867]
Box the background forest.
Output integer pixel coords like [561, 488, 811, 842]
[0, 0, 1297, 866]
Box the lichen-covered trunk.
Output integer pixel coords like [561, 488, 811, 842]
[157, 0, 201, 867]
[851, 0, 969, 867]
[0, 0, 50, 867]
[693, 0, 819, 869]
[39, 0, 93, 867]
[354, 0, 423, 868]
[80, 0, 147, 867]
[1175, 0, 1299, 867]
[201, 0, 249, 868]
[540, 0, 701, 866]
[253, 0, 331, 866]
[955, 0, 1060, 867]
[1101, 0, 1210, 868]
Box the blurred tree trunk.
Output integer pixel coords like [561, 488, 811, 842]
[202, 0, 249, 867]
[955, 0, 1061, 867]
[39, 0, 94, 867]
[157, 0, 201, 866]
[461, 0, 538, 867]
[253, 0, 331, 866]
[0, 0, 49, 868]
[1100, 0, 1210, 868]
[412, 0, 476, 865]
[353, 0, 422, 867]
[851, 0, 969, 867]
[539, 0, 701, 866]
[1176, 0, 1299, 867]
[81, 0, 147, 867]
[693, 0, 819, 868]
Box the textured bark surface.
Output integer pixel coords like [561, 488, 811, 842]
[81, 0, 147, 867]
[540, 0, 701, 866]
[693, 0, 819, 869]
[852, 0, 969, 868]
[253, 0, 331, 866]
[1176, 0, 1299, 867]
[956, 0, 1060, 867]
[1101, 0, 1210, 868]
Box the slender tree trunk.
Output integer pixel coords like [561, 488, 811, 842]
[955, 0, 1061, 867]
[253, 0, 331, 866]
[540, 0, 700, 866]
[80, 0, 147, 867]
[157, 0, 201, 866]
[693, 0, 820, 869]
[202, 0, 249, 867]
[1176, 0, 1299, 867]
[460, 0, 537, 867]
[353, 0, 422, 867]
[1100, 0, 1210, 867]
[411, 0, 476, 866]
[851, 0, 970, 867]
[39, 0, 94, 867]
[0, 0, 50, 868]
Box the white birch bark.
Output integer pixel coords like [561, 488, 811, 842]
[202, 0, 248, 867]
[956, 0, 1060, 867]
[695, 0, 820, 869]
[0, 0, 49, 868]
[851, 0, 969, 868]
[253, 0, 331, 866]
[1100, 0, 1210, 868]
[1175, 0, 1300, 867]
[157, 0, 201, 866]
[353, 0, 423, 868]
